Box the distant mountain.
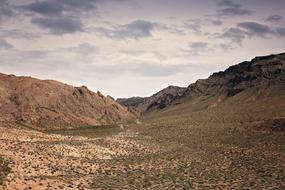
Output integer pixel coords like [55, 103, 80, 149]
[0, 74, 135, 129]
[118, 53, 285, 127]
[117, 85, 186, 115]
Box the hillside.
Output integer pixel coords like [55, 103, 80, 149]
[151, 53, 285, 123]
[119, 53, 285, 125]
[0, 74, 135, 129]
[178, 53, 285, 105]
[117, 85, 186, 115]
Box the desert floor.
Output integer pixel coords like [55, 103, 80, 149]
[0, 126, 159, 189]
[0, 120, 284, 189]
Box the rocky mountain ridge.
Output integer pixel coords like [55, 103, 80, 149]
[0, 73, 135, 129]
[117, 85, 186, 115]
[118, 53, 285, 115]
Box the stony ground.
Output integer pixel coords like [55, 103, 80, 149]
[0, 119, 284, 189]
[0, 126, 158, 189]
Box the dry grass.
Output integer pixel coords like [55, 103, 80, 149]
[90, 90, 285, 189]
[47, 125, 123, 138]
[1, 93, 284, 189]
[0, 126, 159, 189]
[88, 116, 284, 189]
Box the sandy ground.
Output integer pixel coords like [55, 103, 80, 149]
[0, 126, 157, 189]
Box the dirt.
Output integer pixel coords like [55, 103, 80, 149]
[0, 126, 158, 189]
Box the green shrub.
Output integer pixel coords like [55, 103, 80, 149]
[0, 158, 10, 185]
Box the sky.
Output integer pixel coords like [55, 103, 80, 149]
[0, 0, 285, 98]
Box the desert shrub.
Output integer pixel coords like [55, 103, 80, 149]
[0, 158, 10, 185]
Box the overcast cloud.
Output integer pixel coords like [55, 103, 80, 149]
[0, 0, 284, 97]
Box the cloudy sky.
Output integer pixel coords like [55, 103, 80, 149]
[0, 0, 285, 98]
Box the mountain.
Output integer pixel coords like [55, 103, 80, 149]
[118, 53, 285, 128]
[117, 85, 186, 115]
[180, 53, 285, 103]
[0, 73, 135, 129]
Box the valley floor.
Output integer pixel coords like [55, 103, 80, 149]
[0, 126, 158, 189]
[0, 118, 284, 189]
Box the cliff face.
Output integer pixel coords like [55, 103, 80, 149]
[0, 74, 135, 129]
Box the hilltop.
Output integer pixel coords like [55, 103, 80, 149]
[0, 74, 134, 129]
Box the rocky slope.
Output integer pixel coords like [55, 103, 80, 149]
[118, 53, 285, 116]
[0, 74, 135, 129]
[117, 85, 186, 115]
[180, 53, 285, 102]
